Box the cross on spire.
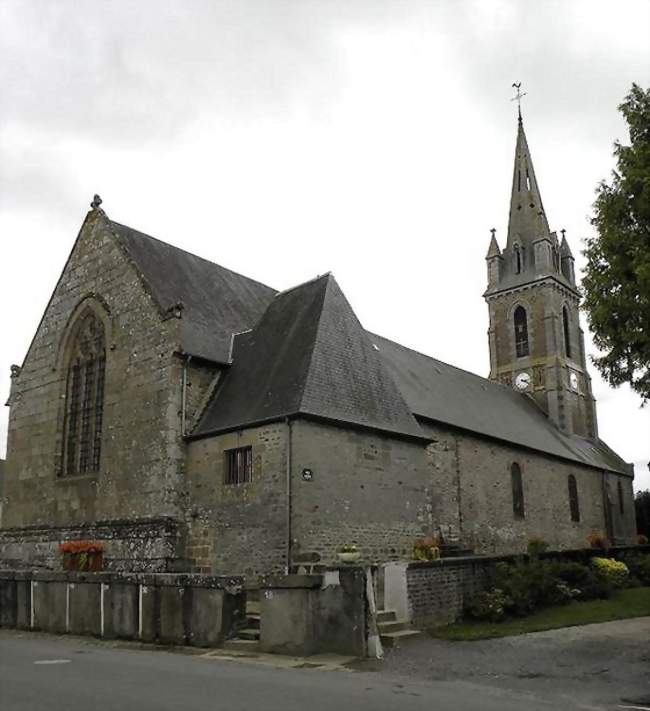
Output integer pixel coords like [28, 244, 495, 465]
[511, 82, 527, 122]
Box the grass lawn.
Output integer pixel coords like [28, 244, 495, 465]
[429, 587, 650, 641]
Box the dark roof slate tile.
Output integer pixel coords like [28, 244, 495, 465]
[110, 220, 276, 363]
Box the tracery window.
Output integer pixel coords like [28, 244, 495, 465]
[62, 310, 106, 476]
[568, 474, 580, 522]
[514, 306, 529, 358]
[511, 462, 525, 519]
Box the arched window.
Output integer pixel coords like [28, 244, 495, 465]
[62, 310, 106, 476]
[514, 306, 529, 358]
[617, 480, 624, 515]
[568, 474, 580, 522]
[563, 306, 572, 358]
[511, 463, 525, 519]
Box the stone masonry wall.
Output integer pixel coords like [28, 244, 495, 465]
[0, 518, 181, 572]
[420, 421, 635, 553]
[289, 420, 433, 567]
[3, 212, 185, 534]
[184, 424, 288, 576]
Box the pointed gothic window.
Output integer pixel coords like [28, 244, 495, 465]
[62, 310, 106, 476]
[511, 463, 525, 519]
[563, 306, 572, 358]
[568, 475, 580, 522]
[617, 480, 624, 515]
[514, 245, 522, 274]
[514, 306, 529, 358]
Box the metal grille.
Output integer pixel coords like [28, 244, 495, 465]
[225, 447, 253, 485]
[92, 355, 106, 472]
[65, 362, 82, 476]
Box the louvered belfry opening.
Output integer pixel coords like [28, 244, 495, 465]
[62, 310, 106, 476]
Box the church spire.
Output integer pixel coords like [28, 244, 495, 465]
[506, 115, 551, 249]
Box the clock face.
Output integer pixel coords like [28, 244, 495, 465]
[570, 372, 579, 390]
[515, 371, 531, 391]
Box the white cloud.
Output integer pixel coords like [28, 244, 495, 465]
[0, 0, 648, 491]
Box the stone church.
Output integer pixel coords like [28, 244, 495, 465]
[0, 116, 637, 575]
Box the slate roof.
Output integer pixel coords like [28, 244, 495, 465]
[193, 274, 425, 440]
[110, 220, 276, 363]
[106, 217, 629, 474]
[368, 333, 629, 474]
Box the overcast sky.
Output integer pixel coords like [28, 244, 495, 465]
[1, 0, 648, 490]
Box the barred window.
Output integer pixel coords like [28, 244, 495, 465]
[225, 446, 253, 485]
[514, 306, 529, 358]
[62, 311, 106, 476]
[568, 474, 580, 522]
[511, 462, 525, 519]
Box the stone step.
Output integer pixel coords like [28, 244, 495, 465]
[222, 638, 261, 652]
[243, 615, 260, 630]
[246, 601, 261, 615]
[377, 620, 409, 634]
[376, 609, 397, 623]
[236, 628, 260, 641]
[380, 629, 423, 649]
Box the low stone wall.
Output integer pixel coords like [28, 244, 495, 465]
[259, 568, 368, 657]
[0, 518, 183, 572]
[385, 545, 650, 628]
[0, 570, 245, 647]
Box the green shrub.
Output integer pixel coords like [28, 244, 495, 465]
[592, 557, 629, 588]
[494, 559, 574, 616]
[465, 589, 509, 622]
[550, 560, 591, 587]
[622, 554, 650, 586]
[527, 537, 549, 556]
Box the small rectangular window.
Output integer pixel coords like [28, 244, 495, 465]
[225, 446, 253, 485]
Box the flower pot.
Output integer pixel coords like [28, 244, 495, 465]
[337, 551, 361, 564]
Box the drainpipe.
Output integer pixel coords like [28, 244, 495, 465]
[181, 355, 192, 436]
[285, 417, 293, 574]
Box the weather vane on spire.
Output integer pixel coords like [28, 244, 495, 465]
[511, 82, 527, 121]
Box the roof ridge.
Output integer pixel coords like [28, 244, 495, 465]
[369, 331, 510, 392]
[274, 272, 332, 299]
[295, 276, 331, 414]
[110, 219, 277, 294]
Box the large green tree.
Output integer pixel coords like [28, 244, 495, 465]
[582, 84, 650, 403]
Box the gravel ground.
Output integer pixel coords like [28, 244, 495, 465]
[369, 617, 650, 710]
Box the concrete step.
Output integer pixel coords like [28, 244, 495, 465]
[246, 601, 261, 615]
[236, 628, 260, 641]
[380, 629, 423, 649]
[222, 638, 261, 652]
[377, 620, 409, 634]
[376, 609, 397, 624]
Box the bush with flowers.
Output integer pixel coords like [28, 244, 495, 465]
[587, 531, 611, 550]
[59, 541, 104, 572]
[412, 537, 440, 562]
[591, 557, 629, 588]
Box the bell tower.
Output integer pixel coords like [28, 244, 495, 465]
[484, 108, 598, 439]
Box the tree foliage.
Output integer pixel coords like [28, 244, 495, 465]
[582, 84, 650, 403]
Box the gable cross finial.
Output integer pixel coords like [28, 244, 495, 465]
[90, 194, 103, 211]
[511, 82, 527, 122]
[490, 227, 496, 238]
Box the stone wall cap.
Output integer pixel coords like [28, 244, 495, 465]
[260, 574, 323, 589]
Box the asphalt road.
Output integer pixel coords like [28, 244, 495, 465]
[0, 630, 582, 711]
